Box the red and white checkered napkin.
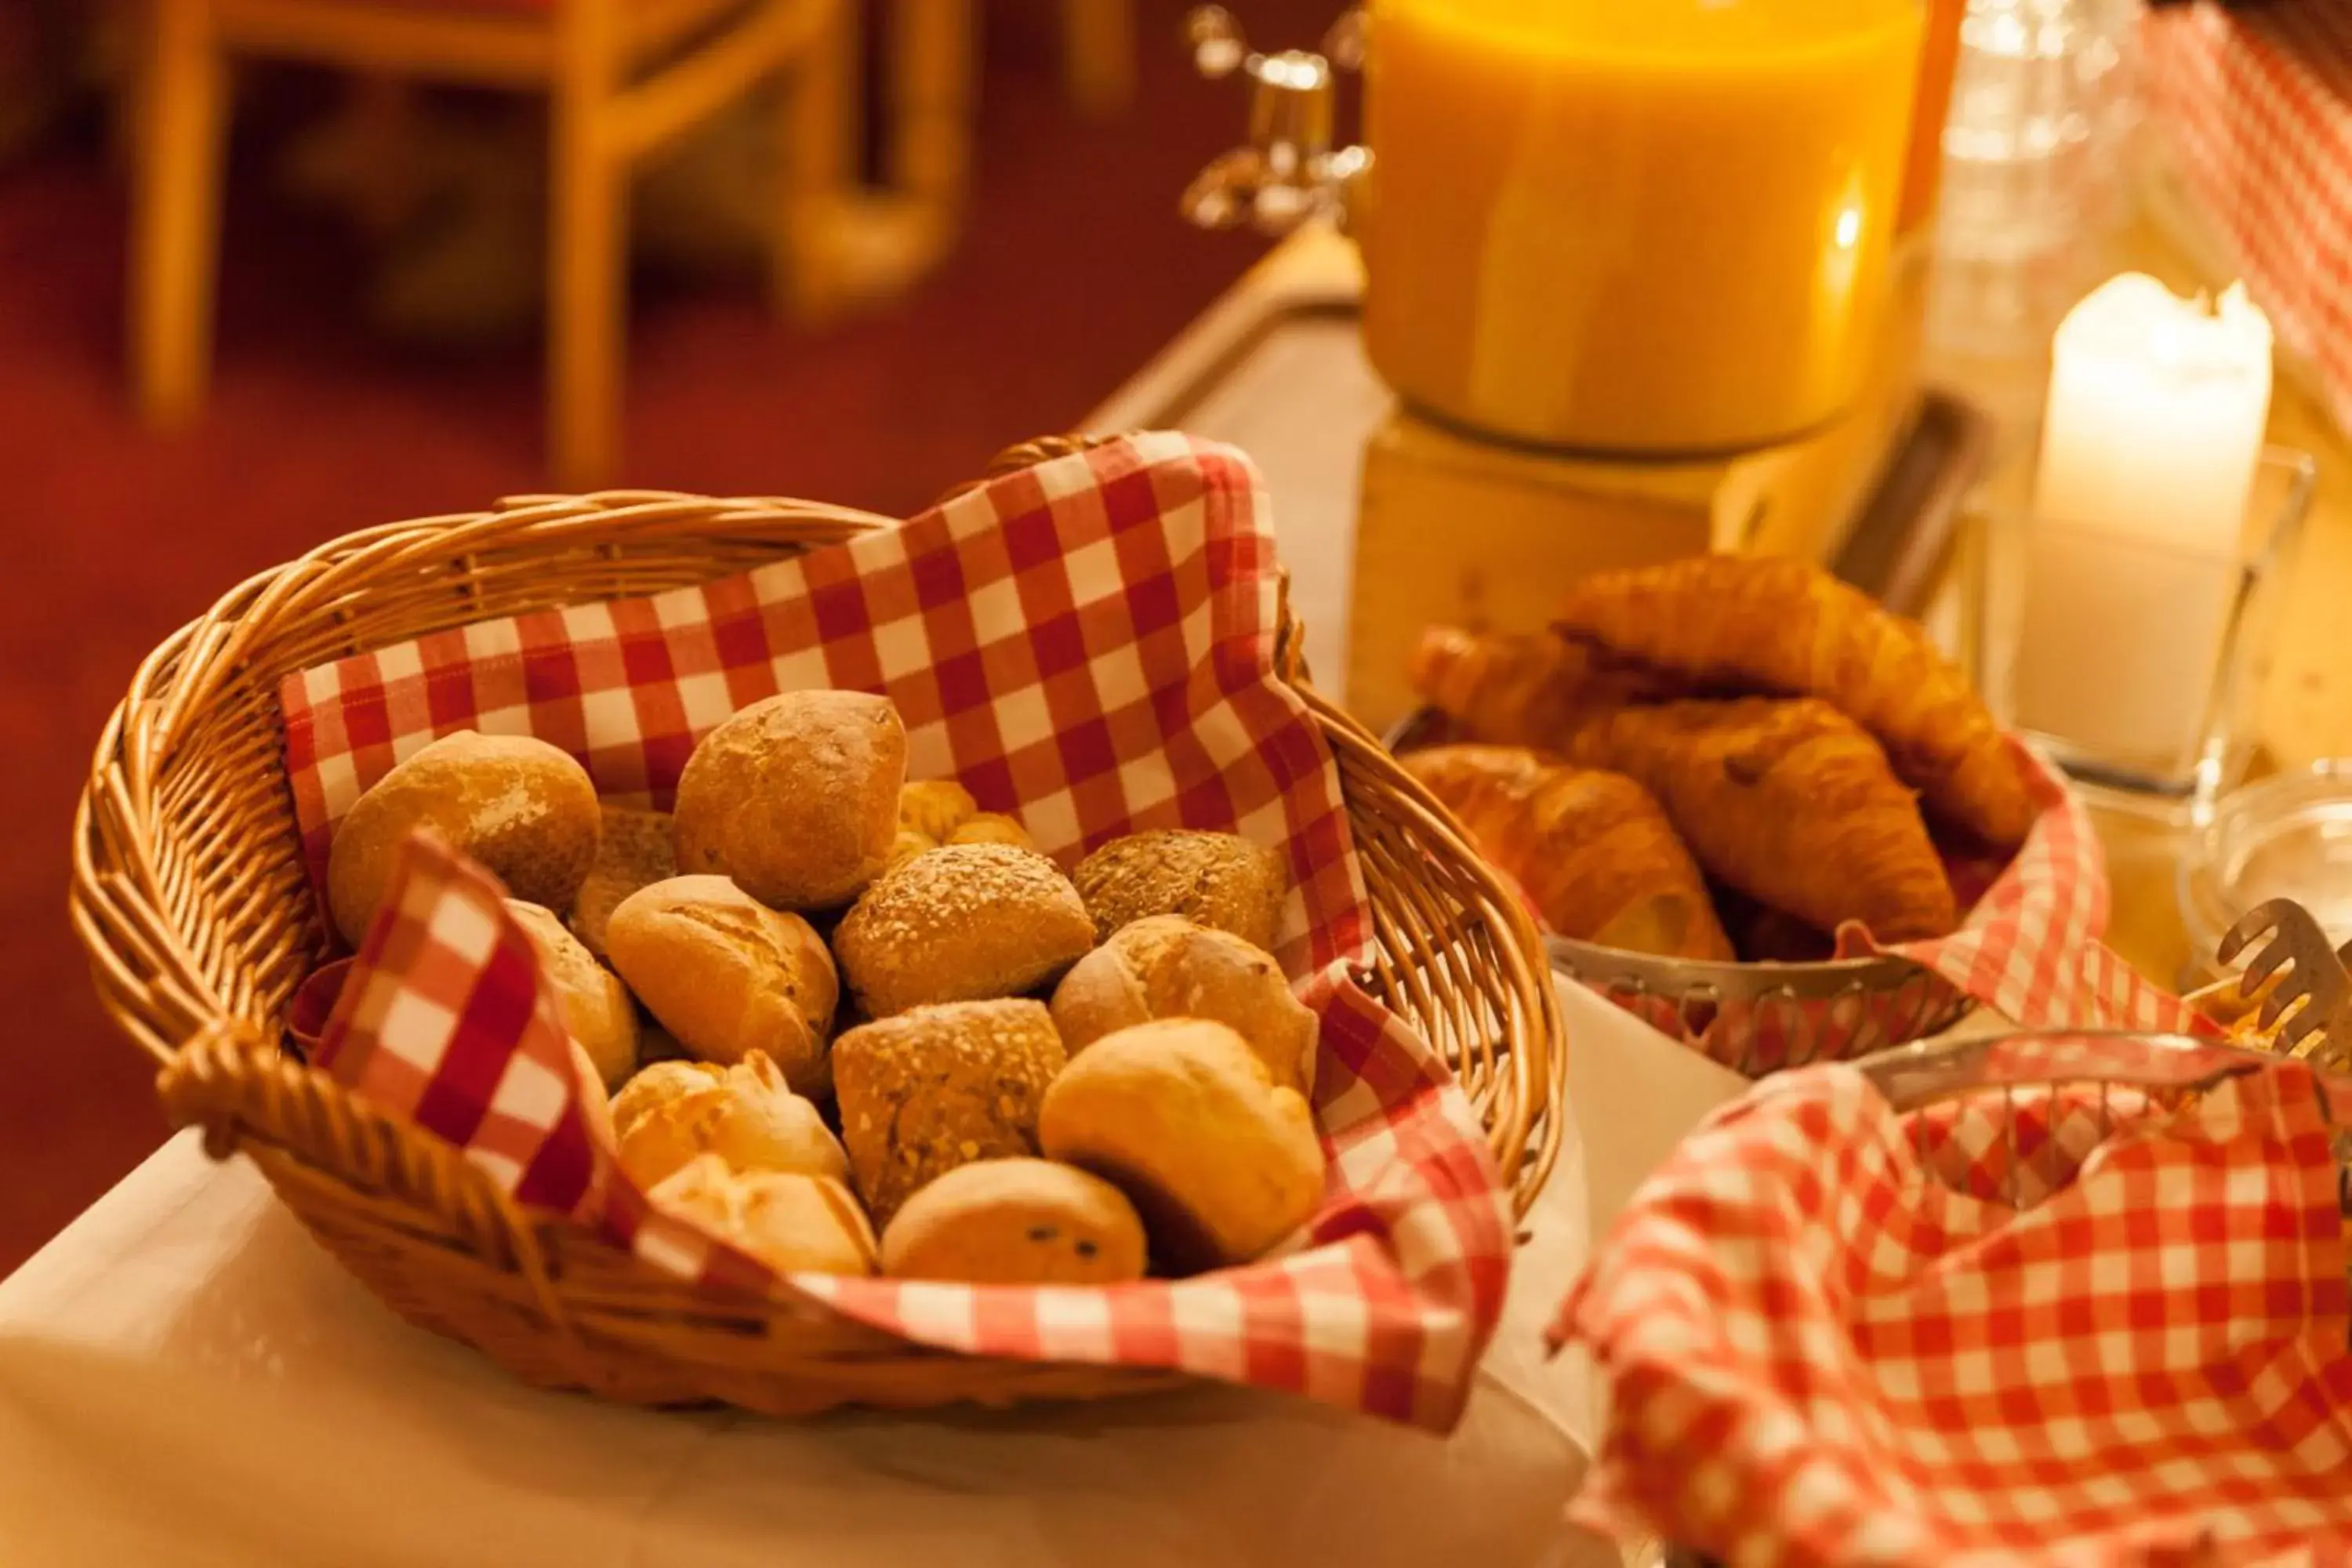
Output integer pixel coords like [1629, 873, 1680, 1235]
[1552, 1055, 2352, 1567]
[2143, 1, 2352, 438]
[280, 433, 1513, 1430]
[1853, 746, 2209, 1037]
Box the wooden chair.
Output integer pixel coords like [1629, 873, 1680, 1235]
[130, 0, 857, 486]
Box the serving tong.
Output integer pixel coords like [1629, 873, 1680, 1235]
[2211, 896, 2352, 1069]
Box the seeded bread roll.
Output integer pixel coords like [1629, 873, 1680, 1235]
[1051, 916, 1317, 1097]
[829, 999, 1067, 1222]
[1039, 1018, 1324, 1273]
[614, 1052, 849, 1190]
[880, 1158, 1146, 1285]
[604, 875, 838, 1093]
[673, 691, 907, 910]
[651, 1155, 878, 1276]
[1070, 829, 1287, 949]
[567, 805, 677, 960]
[833, 844, 1094, 1018]
[326, 731, 600, 949]
[506, 900, 641, 1088]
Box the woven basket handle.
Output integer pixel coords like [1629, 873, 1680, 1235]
[946, 434, 1311, 687]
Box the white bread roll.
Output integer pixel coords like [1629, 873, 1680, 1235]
[326, 731, 600, 948]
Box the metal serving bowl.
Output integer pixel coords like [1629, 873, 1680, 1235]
[1385, 706, 1973, 1076]
[1546, 934, 1970, 1076]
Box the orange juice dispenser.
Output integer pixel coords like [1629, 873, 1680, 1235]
[1181, 1, 1944, 730]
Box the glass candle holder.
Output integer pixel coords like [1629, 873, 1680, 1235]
[1982, 444, 2316, 819]
[2179, 760, 2352, 993]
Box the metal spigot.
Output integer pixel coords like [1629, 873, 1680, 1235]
[1181, 7, 1371, 237]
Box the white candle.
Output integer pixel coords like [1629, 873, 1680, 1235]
[2010, 274, 2274, 772]
[2034, 275, 2273, 550]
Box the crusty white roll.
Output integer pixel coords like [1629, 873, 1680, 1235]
[327, 731, 600, 949]
[614, 1051, 848, 1190]
[604, 875, 838, 1093]
[506, 899, 640, 1089]
[672, 691, 906, 910]
[650, 1155, 877, 1276]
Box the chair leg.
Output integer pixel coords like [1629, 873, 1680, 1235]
[549, 7, 625, 488]
[1062, 0, 1134, 120]
[132, 0, 227, 429]
[770, 0, 855, 318]
[891, 0, 975, 210]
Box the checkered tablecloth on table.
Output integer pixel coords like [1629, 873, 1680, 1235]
[1553, 1054, 2352, 1566]
[283, 433, 1514, 1431]
[1859, 746, 2208, 1040]
[2144, 0, 2352, 438]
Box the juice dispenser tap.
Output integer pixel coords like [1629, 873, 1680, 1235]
[1180, 7, 1370, 237]
[1173, 2, 1965, 733]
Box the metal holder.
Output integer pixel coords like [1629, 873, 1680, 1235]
[1548, 935, 1971, 1078]
[1179, 5, 1371, 236]
[1382, 705, 1975, 1075]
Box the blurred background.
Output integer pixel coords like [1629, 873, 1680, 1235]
[0, 0, 1328, 1274]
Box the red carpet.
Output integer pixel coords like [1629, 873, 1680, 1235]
[0, 0, 1320, 1273]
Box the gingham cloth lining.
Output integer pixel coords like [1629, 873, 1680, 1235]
[1861, 746, 2210, 1040]
[282, 433, 1512, 1430]
[2143, 2, 2352, 440]
[1554, 1058, 2352, 1567]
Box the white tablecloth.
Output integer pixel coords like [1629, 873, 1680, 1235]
[0, 982, 1746, 1568]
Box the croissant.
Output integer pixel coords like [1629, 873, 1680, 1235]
[1407, 626, 1669, 750]
[1564, 698, 1958, 942]
[1552, 556, 2038, 850]
[1403, 744, 1734, 962]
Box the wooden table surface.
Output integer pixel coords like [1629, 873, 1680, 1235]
[1087, 220, 2352, 996]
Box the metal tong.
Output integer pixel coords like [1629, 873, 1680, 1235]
[2214, 897, 2352, 1069]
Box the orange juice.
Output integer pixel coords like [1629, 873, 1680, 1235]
[1358, 0, 1926, 455]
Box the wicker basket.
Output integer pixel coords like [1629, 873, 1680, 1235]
[68, 436, 1566, 1416]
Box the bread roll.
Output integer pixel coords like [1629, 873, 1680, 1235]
[326, 731, 600, 948]
[898, 779, 979, 842]
[604, 875, 838, 1092]
[1039, 1018, 1323, 1273]
[673, 691, 906, 909]
[833, 844, 1094, 1018]
[567, 804, 677, 960]
[1051, 916, 1317, 1097]
[880, 1158, 1146, 1285]
[1070, 830, 1287, 949]
[611, 1058, 723, 1138]
[830, 999, 1067, 1222]
[946, 814, 1033, 851]
[506, 900, 641, 1088]
[615, 1051, 849, 1190]
[651, 1155, 877, 1276]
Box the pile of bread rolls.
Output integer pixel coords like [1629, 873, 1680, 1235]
[325, 691, 1327, 1285]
